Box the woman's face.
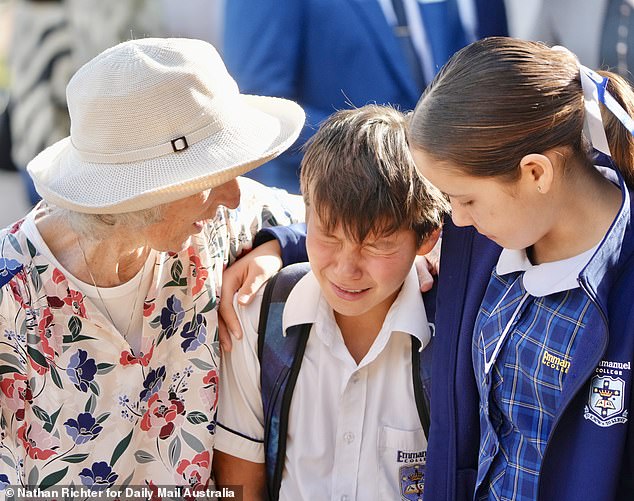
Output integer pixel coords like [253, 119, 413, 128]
[142, 179, 241, 252]
[411, 148, 547, 250]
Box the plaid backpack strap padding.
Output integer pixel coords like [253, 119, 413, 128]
[257, 262, 312, 501]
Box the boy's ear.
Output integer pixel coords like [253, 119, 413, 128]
[416, 227, 441, 256]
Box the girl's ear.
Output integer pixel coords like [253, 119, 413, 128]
[519, 150, 562, 195]
[416, 227, 441, 256]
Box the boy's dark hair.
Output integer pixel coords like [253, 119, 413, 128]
[300, 105, 449, 246]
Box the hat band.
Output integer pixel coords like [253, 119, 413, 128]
[73, 119, 223, 164]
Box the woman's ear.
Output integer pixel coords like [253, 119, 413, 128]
[519, 152, 556, 194]
[416, 227, 441, 256]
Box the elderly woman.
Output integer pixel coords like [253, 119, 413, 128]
[0, 38, 304, 490]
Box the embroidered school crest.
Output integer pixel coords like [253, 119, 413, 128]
[584, 375, 628, 427]
[400, 464, 425, 501]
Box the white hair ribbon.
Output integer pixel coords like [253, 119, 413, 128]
[579, 65, 634, 157]
[578, 66, 612, 156]
[553, 45, 634, 158]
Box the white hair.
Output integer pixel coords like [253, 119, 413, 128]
[58, 205, 164, 242]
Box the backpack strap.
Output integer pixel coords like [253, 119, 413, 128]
[413, 282, 437, 438]
[412, 336, 432, 438]
[258, 263, 312, 501]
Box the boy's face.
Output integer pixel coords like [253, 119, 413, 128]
[306, 206, 422, 323]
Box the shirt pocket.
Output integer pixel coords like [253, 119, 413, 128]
[378, 426, 428, 500]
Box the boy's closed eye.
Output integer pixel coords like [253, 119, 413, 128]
[317, 234, 341, 246]
[363, 237, 402, 255]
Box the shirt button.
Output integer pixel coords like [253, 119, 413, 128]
[344, 432, 355, 444]
[341, 496, 350, 501]
[350, 374, 359, 384]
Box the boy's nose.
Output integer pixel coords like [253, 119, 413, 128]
[334, 251, 363, 279]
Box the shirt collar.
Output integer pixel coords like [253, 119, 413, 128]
[496, 245, 598, 297]
[282, 267, 431, 348]
[496, 164, 618, 297]
[282, 271, 322, 332]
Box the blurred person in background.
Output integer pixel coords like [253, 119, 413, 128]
[159, 0, 224, 50]
[530, 0, 634, 84]
[223, 0, 508, 193]
[7, 0, 74, 205]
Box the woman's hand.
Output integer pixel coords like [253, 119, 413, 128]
[218, 240, 283, 351]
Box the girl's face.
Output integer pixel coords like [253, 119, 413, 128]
[411, 147, 549, 250]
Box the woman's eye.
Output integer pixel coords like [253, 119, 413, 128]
[459, 200, 473, 207]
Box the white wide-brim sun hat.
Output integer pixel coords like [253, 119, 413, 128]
[27, 38, 305, 214]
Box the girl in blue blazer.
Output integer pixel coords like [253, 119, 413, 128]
[409, 36, 634, 501]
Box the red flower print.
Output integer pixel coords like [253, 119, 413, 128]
[140, 391, 186, 440]
[175, 451, 211, 493]
[17, 422, 60, 460]
[52, 268, 66, 284]
[119, 344, 154, 367]
[188, 249, 208, 295]
[27, 352, 49, 376]
[200, 369, 219, 411]
[0, 373, 32, 421]
[38, 307, 61, 360]
[8, 219, 24, 234]
[143, 300, 156, 317]
[146, 481, 162, 501]
[9, 281, 29, 309]
[63, 288, 87, 317]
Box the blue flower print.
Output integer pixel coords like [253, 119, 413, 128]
[0, 258, 22, 288]
[0, 473, 9, 490]
[180, 314, 207, 353]
[66, 349, 98, 392]
[206, 409, 218, 435]
[140, 365, 166, 402]
[64, 413, 103, 444]
[79, 461, 118, 490]
[160, 296, 185, 339]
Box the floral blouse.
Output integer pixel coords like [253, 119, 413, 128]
[0, 179, 301, 492]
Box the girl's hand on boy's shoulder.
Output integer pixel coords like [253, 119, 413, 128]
[415, 255, 435, 292]
[415, 236, 441, 292]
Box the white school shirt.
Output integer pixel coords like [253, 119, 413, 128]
[216, 266, 432, 501]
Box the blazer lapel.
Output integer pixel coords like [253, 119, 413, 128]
[347, 0, 421, 101]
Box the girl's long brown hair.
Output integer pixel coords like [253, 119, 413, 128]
[409, 37, 634, 188]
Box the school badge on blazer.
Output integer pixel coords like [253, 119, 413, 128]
[584, 375, 628, 427]
[400, 463, 425, 501]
